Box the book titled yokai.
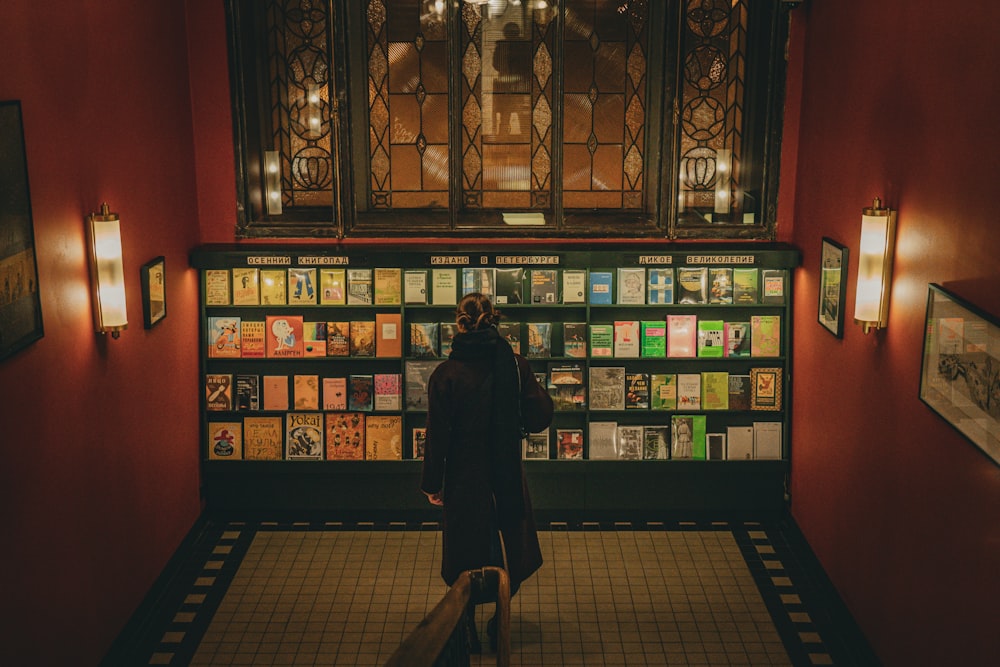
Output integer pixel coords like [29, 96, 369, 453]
[365, 414, 403, 460]
[286, 412, 324, 460]
[208, 316, 241, 358]
[207, 421, 242, 460]
[265, 315, 304, 358]
[373, 267, 402, 305]
[243, 416, 283, 460]
[325, 412, 365, 460]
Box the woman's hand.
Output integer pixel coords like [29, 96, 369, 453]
[423, 490, 444, 506]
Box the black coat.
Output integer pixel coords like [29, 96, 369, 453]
[420, 329, 553, 592]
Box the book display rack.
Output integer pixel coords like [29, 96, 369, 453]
[192, 243, 799, 516]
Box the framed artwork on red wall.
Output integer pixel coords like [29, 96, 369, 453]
[0, 100, 44, 362]
[818, 237, 848, 338]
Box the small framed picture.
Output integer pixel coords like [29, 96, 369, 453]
[818, 237, 848, 337]
[141, 256, 167, 328]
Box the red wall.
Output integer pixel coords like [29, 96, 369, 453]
[787, 2, 1000, 664]
[0, 2, 202, 664]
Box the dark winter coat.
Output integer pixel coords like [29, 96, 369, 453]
[420, 327, 553, 593]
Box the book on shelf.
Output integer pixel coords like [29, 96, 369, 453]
[733, 268, 759, 304]
[708, 267, 733, 304]
[706, 433, 727, 460]
[323, 377, 348, 411]
[208, 316, 241, 358]
[232, 267, 260, 305]
[497, 321, 520, 354]
[526, 322, 552, 357]
[235, 373, 260, 411]
[265, 315, 305, 358]
[643, 425, 670, 460]
[205, 269, 231, 306]
[431, 268, 457, 305]
[373, 267, 402, 305]
[649, 373, 677, 410]
[286, 412, 324, 460]
[677, 373, 702, 411]
[349, 320, 376, 357]
[556, 428, 584, 460]
[348, 374, 375, 412]
[547, 362, 586, 410]
[320, 268, 347, 305]
[613, 320, 640, 358]
[293, 374, 320, 410]
[205, 373, 233, 411]
[670, 414, 706, 460]
[260, 269, 287, 305]
[243, 416, 282, 460]
[696, 320, 725, 358]
[440, 323, 457, 357]
[326, 412, 365, 460]
[412, 427, 426, 460]
[701, 371, 730, 410]
[326, 321, 350, 357]
[588, 421, 619, 459]
[347, 268, 373, 305]
[366, 414, 403, 460]
[262, 375, 289, 411]
[287, 268, 317, 305]
[588, 323, 613, 358]
[761, 269, 786, 304]
[375, 312, 402, 358]
[676, 267, 708, 304]
[563, 322, 587, 358]
[588, 271, 613, 304]
[728, 374, 752, 411]
[750, 315, 781, 357]
[726, 425, 754, 460]
[462, 267, 496, 298]
[410, 322, 440, 358]
[617, 425, 644, 460]
[750, 367, 782, 411]
[562, 269, 587, 304]
[374, 373, 402, 411]
[303, 322, 328, 358]
[208, 421, 242, 460]
[666, 314, 697, 358]
[625, 372, 650, 409]
[647, 267, 674, 305]
[617, 267, 646, 304]
[530, 269, 558, 304]
[589, 366, 626, 410]
[405, 360, 444, 410]
[724, 321, 751, 358]
[640, 320, 666, 358]
[494, 267, 524, 304]
[240, 320, 265, 358]
[753, 421, 782, 459]
[522, 429, 549, 459]
[404, 270, 428, 304]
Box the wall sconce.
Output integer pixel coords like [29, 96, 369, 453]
[264, 150, 282, 215]
[853, 196, 896, 334]
[86, 202, 128, 338]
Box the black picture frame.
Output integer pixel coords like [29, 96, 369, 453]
[818, 237, 848, 338]
[0, 100, 44, 361]
[919, 283, 1000, 467]
[140, 256, 167, 328]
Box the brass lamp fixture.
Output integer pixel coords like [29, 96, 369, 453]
[853, 196, 896, 334]
[86, 202, 128, 338]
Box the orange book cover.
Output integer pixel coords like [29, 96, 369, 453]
[265, 315, 305, 358]
[240, 320, 266, 358]
[365, 414, 403, 460]
[375, 312, 402, 358]
[326, 412, 365, 460]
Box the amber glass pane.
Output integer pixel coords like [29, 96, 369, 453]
[266, 0, 335, 210]
[562, 0, 645, 211]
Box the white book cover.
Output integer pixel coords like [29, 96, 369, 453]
[726, 426, 754, 460]
[562, 269, 587, 303]
[613, 320, 640, 358]
[588, 421, 619, 459]
[677, 373, 701, 410]
[616, 425, 643, 460]
[431, 269, 457, 305]
[617, 267, 646, 304]
[404, 270, 428, 304]
[753, 421, 782, 459]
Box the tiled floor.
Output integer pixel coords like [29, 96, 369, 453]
[114, 518, 878, 666]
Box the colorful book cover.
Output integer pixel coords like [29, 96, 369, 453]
[326, 321, 350, 356]
[589, 323, 613, 358]
[325, 412, 365, 460]
[349, 320, 376, 357]
[547, 362, 586, 410]
[761, 269, 786, 304]
[677, 373, 702, 410]
[287, 267, 317, 305]
[373, 267, 402, 305]
[616, 267, 646, 304]
[260, 269, 287, 305]
[726, 425, 754, 460]
[374, 373, 402, 411]
[671, 414, 706, 460]
[207, 421, 242, 460]
[286, 412, 323, 460]
[375, 312, 402, 358]
[262, 375, 288, 411]
[708, 267, 733, 304]
[494, 267, 524, 304]
[753, 421, 782, 459]
[649, 373, 677, 411]
[676, 267, 708, 304]
[431, 268, 457, 305]
[265, 315, 305, 358]
[613, 320, 640, 358]
[616, 425, 644, 460]
[666, 314, 697, 358]
[205, 269, 230, 305]
[240, 320, 266, 358]
[347, 268, 373, 305]
[701, 371, 730, 410]
[530, 269, 558, 304]
[208, 316, 241, 358]
[562, 269, 587, 304]
[588, 421, 619, 459]
[323, 377, 348, 411]
[563, 322, 587, 358]
[404, 270, 428, 304]
[412, 427, 427, 460]
[302, 322, 328, 357]
[235, 373, 260, 411]
[589, 366, 626, 410]
[409, 322, 439, 358]
[320, 268, 346, 305]
[728, 374, 752, 411]
[643, 425, 670, 460]
[640, 320, 666, 358]
[556, 428, 584, 460]
[697, 320, 725, 358]
[523, 430, 550, 459]
[205, 373, 233, 411]
[733, 268, 759, 304]
[404, 360, 443, 411]
[439, 323, 458, 356]
[625, 372, 650, 409]
[724, 321, 751, 358]
[348, 374, 375, 412]
[750, 315, 781, 357]
[647, 268, 674, 304]
[526, 322, 552, 357]
[365, 414, 403, 460]
[293, 374, 319, 410]
[461, 267, 496, 298]
[243, 416, 282, 460]
[232, 267, 260, 305]
[588, 271, 613, 305]
[750, 367, 782, 411]
[497, 321, 521, 355]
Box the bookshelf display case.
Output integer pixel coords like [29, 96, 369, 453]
[192, 243, 799, 517]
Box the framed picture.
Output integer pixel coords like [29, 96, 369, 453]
[919, 283, 1000, 467]
[140, 256, 167, 328]
[818, 237, 848, 337]
[0, 100, 44, 361]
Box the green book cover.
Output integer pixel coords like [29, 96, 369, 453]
[671, 414, 706, 460]
[691, 415, 707, 460]
[733, 268, 759, 304]
[589, 323, 613, 358]
[701, 371, 730, 410]
[640, 321, 667, 357]
[697, 320, 725, 358]
[650, 373, 677, 410]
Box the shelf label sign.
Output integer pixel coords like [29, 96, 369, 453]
[494, 255, 560, 265]
[298, 256, 349, 265]
[247, 256, 291, 265]
[430, 255, 470, 265]
[685, 254, 756, 265]
[636, 255, 674, 265]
